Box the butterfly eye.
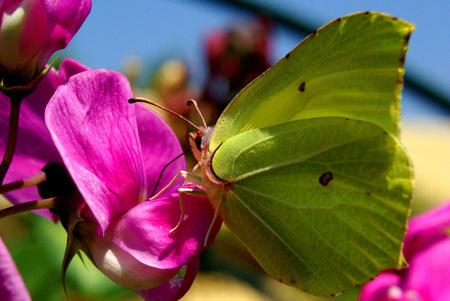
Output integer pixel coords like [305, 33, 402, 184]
[194, 135, 202, 151]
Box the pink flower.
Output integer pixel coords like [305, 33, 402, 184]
[1, 64, 219, 299]
[360, 202, 450, 301]
[0, 58, 87, 219]
[0, 0, 91, 85]
[0, 238, 30, 301]
[46, 69, 219, 298]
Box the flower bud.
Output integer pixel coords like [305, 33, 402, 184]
[0, 0, 91, 86]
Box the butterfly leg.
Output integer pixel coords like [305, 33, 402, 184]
[169, 187, 206, 235]
[191, 163, 200, 173]
[203, 196, 223, 247]
[169, 187, 187, 234]
[150, 170, 188, 200]
[151, 169, 204, 201]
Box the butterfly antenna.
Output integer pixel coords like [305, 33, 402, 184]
[129, 97, 202, 131]
[150, 150, 188, 197]
[187, 99, 207, 128]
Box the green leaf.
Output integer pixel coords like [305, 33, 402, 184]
[210, 12, 414, 151]
[211, 118, 412, 295]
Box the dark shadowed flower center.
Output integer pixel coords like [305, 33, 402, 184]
[38, 162, 78, 199]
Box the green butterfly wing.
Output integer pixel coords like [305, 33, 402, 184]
[209, 12, 414, 151]
[211, 118, 412, 295]
[205, 12, 414, 296]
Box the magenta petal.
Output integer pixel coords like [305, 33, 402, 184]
[136, 104, 185, 197]
[404, 202, 450, 260]
[87, 234, 178, 290]
[112, 192, 219, 269]
[0, 238, 30, 301]
[43, 0, 92, 33]
[140, 258, 199, 301]
[403, 237, 450, 301]
[56, 58, 89, 83]
[18, 0, 53, 66]
[38, 0, 92, 65]
[1, 0, 90, 78]
[46, 70, 146, 233]
[360, 272, 402, 301]
[0, 1, 22, 14]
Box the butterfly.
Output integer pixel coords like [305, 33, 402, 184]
[133, 11, 414, 297]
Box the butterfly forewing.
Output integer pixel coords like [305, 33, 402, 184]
[210, 12, 414, 151]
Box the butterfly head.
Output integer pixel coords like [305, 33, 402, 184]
[128, 97, 226, 187]
[188, 126, 214, 162]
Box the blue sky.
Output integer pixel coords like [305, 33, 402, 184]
[62, 0, 450, 119]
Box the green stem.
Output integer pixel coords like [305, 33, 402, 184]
[0, 96, 22, 185]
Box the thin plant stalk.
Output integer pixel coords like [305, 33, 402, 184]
[0, 96, 22, 185]
[0, 197, 57, 219]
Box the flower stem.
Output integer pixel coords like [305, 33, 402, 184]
[0, 197, 58, 219]
[0, 96, 22, 185]
[0, 171, 46, 194]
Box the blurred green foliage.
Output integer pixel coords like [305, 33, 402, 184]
[1, 212, 136, 301]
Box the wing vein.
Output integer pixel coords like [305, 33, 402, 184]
[230, 191, 330, 289]
[232, 188, 374, 284]
[235, 133, 380, 180]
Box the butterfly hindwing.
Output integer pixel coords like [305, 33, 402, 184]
[212, 118, 412, 295]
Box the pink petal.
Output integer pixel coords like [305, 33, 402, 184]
[362, 203, 450, 301]
[135, 104, 185, 198]
[403, 235, 450, 301]
[0, 0, 22, 14]
[0, 59, 87, 218]
[46, 70, 146, 234]
[43, 0, 92, 32]
[0, 238, 30, 301]
[111, 191, 220, 269]
[360, 272, 402, 301]
[140, 258, 199, 301]
[18, 0, 53, 68]
[87, 233, 179, 290]
[404, 202, 450, 260]
[56, 58, 89, 83]
[0, 0, 50, 74]
[38, 0, 92, 66]
[0, 0, 90, 76]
